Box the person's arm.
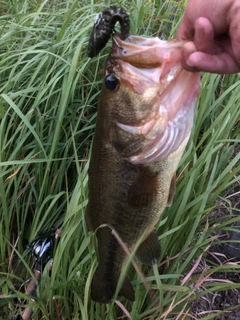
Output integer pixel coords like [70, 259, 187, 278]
[177, 0, 240, 73]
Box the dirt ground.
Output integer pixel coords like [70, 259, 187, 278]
[191, 179, 240, 319]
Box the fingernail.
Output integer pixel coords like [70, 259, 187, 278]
[186, 59, 193, 67]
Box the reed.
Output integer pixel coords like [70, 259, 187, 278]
[0, 0, 239, 319]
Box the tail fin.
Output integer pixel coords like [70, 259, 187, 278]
[119, 275, 135, 302]
[91, 267, 135, 303]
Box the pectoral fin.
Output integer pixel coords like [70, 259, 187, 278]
[128, 171, 158, 207]
[136, 231, 161, 266]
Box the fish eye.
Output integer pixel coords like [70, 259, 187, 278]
[105, 74, 119, 90]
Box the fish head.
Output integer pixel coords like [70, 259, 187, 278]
[100, 33, 201, 163]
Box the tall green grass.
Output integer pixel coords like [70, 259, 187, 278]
[0, 0, 240, 319]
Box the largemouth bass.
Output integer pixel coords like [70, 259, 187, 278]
[86, 7, 200, 304]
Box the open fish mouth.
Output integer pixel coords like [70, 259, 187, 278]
[108, 34, 201, 164]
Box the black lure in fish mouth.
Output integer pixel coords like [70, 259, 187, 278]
[87, 6, 130, 58]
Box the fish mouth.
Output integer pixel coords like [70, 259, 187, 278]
[108, 34, 201, 164]
[108, 34, 185, 94]
[112, 33, 183, 67]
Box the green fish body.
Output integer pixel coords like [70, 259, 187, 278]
[86, 34, 200, 303]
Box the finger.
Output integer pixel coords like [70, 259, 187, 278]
[181, 42, 200, 72]
[186, 51, 240, 74]
[193, 17, 215, 54]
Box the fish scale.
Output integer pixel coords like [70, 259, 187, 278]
[86, 8, 200, 303]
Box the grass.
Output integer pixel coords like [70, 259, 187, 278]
[0, 0, 240, 319]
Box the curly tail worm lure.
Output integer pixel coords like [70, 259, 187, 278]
[87, 6, 130, 58]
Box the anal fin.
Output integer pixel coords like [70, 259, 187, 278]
[136, 231, 161, 266]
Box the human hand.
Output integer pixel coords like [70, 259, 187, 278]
[177, 0, 240, 74]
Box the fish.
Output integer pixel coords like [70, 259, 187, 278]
[85, 7, 201, 304]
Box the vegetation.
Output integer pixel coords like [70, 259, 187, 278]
[0, 0, 239, 319]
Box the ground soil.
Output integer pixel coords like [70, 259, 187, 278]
[191, 151, 240, 319]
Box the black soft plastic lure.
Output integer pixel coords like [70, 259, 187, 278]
[87, 6, 130, 58]
[28, 228, 61, 271]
